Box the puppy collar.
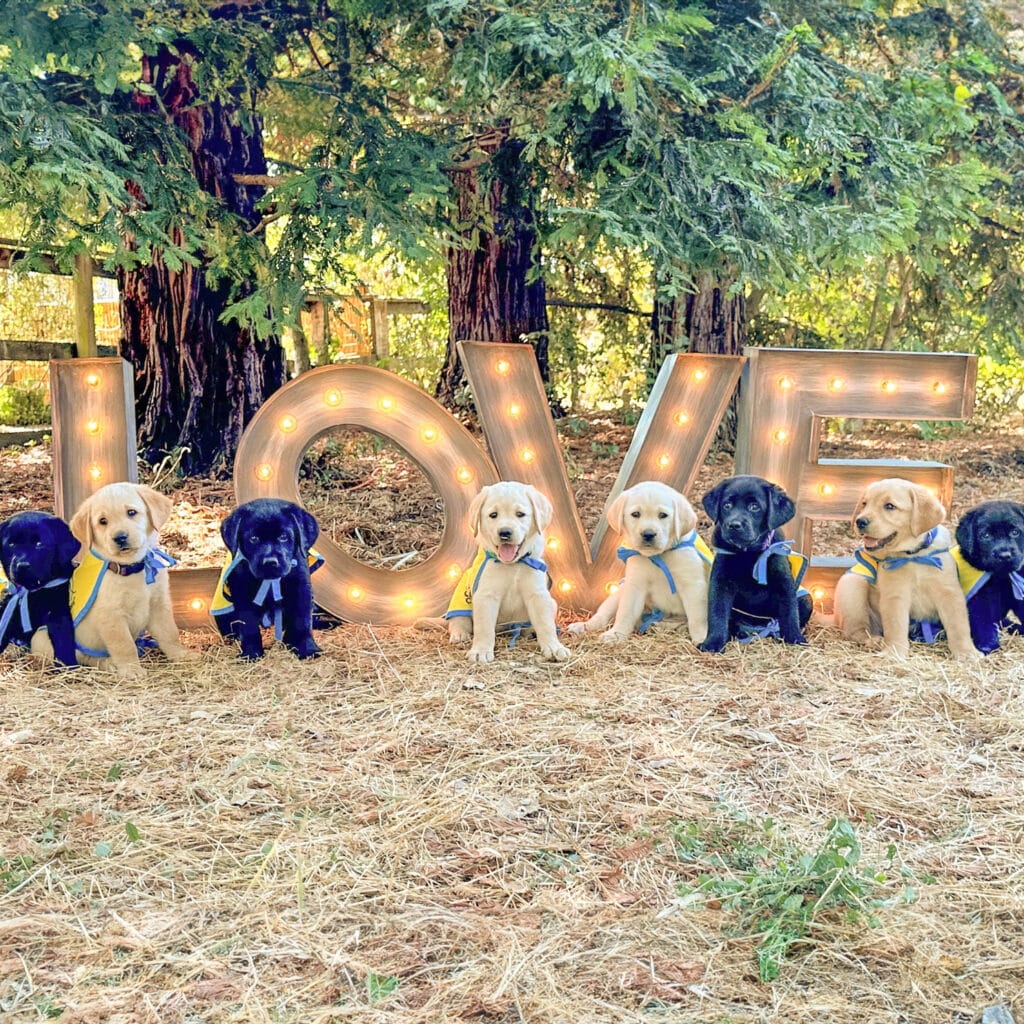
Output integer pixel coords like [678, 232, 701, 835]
[482, 549, 548, 574]
[95, 547, 177, 584]
[877, 528, 947, 571]
[715, 530, 795, 586]
[617, 529, 711, 596]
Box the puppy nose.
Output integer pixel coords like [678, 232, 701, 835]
[855, 517, 870, 532]
[113, 531, 130, 547]
[994, 547, 1016, 563]
[641, 530, 657, 543]
[498, 528, 513, 541]
[261, 555, 283, 572]
[726, 519, 744, 533]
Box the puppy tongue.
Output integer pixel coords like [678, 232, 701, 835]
[498, 543, 520, 563]
[862, 536, 882, 550]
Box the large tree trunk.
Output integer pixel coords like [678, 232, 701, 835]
[118, 48, 284, 476]
[437, 134, 550, 408]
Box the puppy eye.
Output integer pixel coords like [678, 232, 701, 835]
[722, 501, 733, 510]
[126, 509, 138, 518]
[748, 502, 760, 512]
[250, 534, 260, 544]
[98, 517, 108, 526]
[1011, 528, 1021, 538]
[658, 512, 669, 519]
[516, 511, 526, 518]
[279, 533, 289, 542]
[488, 511, 498, 519]
[631, 511, 641, 519]
[36, 540, 45, 548]
[884, 502, 896, 511]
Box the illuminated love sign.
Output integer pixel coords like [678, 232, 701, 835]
[49, 343, 976, 627]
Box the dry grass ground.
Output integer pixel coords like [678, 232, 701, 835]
[2, 420, 1024, 1023]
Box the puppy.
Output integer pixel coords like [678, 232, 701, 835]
[211, 498, 323, 660]
[699, 475, 812, 653]
[568, 481, 710, 643]
[833, 478, 978, 661]
[0, 511, 79, 668]
[446, 481, 569, 663]
[44, 482, 195, 676]
[953, 500, 1024, 654]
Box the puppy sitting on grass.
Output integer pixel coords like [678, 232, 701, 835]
[952, 499, 1024, 654]
[568, 480, 711, 643]
[211, 498, 323, 661]
[446, 481, 569, 664]
[834, 478, 978, 662]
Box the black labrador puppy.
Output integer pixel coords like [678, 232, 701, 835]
[0, 511, 80, 668]
[954, 499, 1024, 654]
[699, 475, 812, 653]
[211, 498, 323, 660]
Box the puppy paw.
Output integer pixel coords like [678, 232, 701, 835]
[467, 647, 495, 664]
[953, 647, 982, 664]
[698, 636, 727, 654]
[566, 621, 590, 636]
[237, 648, 266, 662]
[540, 640, 571, 662]
[168, 648, 201, 663]
[114, 662, 144, 680]
[600, 630, 628, 644]
[782, 633, 808, 646]
[290, 641, 323, 660]
[448, 622, 473, 645]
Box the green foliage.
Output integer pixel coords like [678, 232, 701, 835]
[365, 972, 399, 1003]
[972, 356, 1024, 428]
[0, 381, 49, 425]
[671, 814, 913, 983]
[0, 854, 35, 892]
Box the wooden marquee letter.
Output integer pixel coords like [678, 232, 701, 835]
[460, 341, 745, 611]
[735, 348, 977, 610]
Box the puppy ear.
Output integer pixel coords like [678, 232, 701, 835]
[954, 507, 977, 557]
[136, 485, 173, 531]
[673, 492, 697, 542]
[605, 492, 628, 534]
[54, 519, 82, 567]
[288, 504, 319, 553]
[69, 498, 94, 553]
[468, 488, 488, 538]
[910, 485, 945, 536]
[702, 481, 727, 523]
[0, 519, 10, 574]
[525, 485, 553, 533]
[221, 506, 245, 554]
[766, 483, 796, 531]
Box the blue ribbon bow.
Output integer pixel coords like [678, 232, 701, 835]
[143, 548, 177, 584]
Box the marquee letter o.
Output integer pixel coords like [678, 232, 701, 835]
[234, 365, 499, 624]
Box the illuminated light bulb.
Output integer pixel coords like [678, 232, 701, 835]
[519, 447, 536, 463]
[419, 424, 440, 444]
[278, 414, 297, 433]
[881, 380, 897, 394]
[557, 578, 573, 594]
[508, 403, 522, 418]
[85, 419, 100, 436]
[495, 358, 511, 375]
[605, 581, 620, 595]
[692, 368, 707, 382]
[456, 466, 474, 484]
[401, 595, 416, 611]
[546, 537, 560, 552]
[348, 586, 364, 602]
[933, 380, 947, 395]
[378, 396, 396, 413]
[85, 372, 101, 388]
[772, 428, 789, 444]
[811, 586, 826, 602]
[777, 375, 794, 391]
[446, 563, 462, 581]
[828, 377, 845, 392]
[255, 463, 274, 481]
[674, 411, 689, 426]
[818, 482, 836, 497]
[324, 388, 343, 407]
[88, 464, 102, 482]
[657, 453, 672, 469]
[189, 597, 207, 613]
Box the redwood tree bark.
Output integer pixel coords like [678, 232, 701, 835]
[118, 48, 284, 476]
[437, 135, 550, 408]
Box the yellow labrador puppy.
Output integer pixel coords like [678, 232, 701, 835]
[834, 478, 978, 661]
[448, 481, 569, 664]
[34, 482, 194, 676]
[568, 481, 710, 643]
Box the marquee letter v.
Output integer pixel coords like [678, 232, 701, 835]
[459, 341, 745, 612]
